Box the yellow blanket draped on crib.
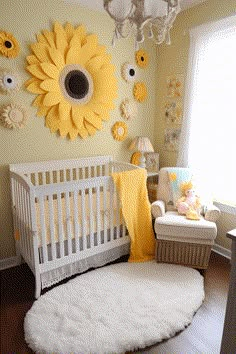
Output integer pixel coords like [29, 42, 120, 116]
[112, 168, 155, 262]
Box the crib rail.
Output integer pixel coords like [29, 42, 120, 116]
[10, 155, 113, 186]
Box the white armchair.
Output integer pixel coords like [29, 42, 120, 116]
[151, 167, 220, 270]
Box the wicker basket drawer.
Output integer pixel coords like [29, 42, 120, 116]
[155, 239, 212, 269]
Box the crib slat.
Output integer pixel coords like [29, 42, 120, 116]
[81, 189, 86, 250]
[116, 191, 120, 239]
[96, 186, 101, 245]
[65, 191, 72, 256]
[57, 193, 65, 258]
[103, 183, 108, 243]
[48, 194, 56, 261]
[39, 195, 48, 263]
[88, 187, 94, 247]
[73, 191, 80, 253]
[110, 182, 114, 241]
[42, 172, 46, 185]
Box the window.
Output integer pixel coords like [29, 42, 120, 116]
[177, 15, 236, 207]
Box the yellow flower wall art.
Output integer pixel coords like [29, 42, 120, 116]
[112, 121, 127, 141]
[25, 22, 118, 140]
[133, 82, 147, 102]
[135, 49, 149, 68]
[0, 31, 20, 58]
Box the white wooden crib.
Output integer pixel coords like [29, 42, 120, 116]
[10, 156, 138, 298]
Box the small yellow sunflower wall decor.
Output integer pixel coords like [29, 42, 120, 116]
[0, 31, 20, 58]
[133, 82, 147, 102]
[112, 121, 127, 141]
[135, 49, 149, 68]
[25, 21, 117, 140]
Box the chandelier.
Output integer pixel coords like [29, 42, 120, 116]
[104, 0, 180, 48]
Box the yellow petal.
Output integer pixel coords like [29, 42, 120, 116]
[69, 25, 86, 46]
[27, 64, 48, 80]
[24, 78, 35, 87]
[42, 30, 56, 48]
[45, 105, 60, 132]
[86, 56, 106, 74]
[68, 127, 79, 141]
[37, 105, 51, 117]
[65, 22, 75, 43]
[94, 45, 106, 57]
[58, 101, 71, 121]
[58, 121, 70, 137]
[80, 39, 98, 65]
[32, 94, 45, 107]
[78, 124, 88, 139]
[26, 55, 40, 65]
[82, 34, 97, 49]
[84, 121, 97, 136]
[54, 21, 68, 57]
[88, 102, 110, 121]
[84, 111, 102, 130]
[40, 79, 60, 92]
[66, 44, 82, 65]
[37, 33, 48, 45]
[71, 105, 86, 129]
[43, 91, 62, 106]
[40, 62, 59, 79]
[30, 42, 51, 63]
[26, 79, 46, 94]
[48, 47, 65, 70]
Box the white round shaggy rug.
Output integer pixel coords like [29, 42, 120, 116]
[24, 261, 204, 354]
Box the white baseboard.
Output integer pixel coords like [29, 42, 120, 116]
[0, 256, 21, 271]
[212, 244, 231, 260]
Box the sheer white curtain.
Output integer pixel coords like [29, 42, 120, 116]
[177, 15, 236, 205]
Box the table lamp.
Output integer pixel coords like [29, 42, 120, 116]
[129, 136, 154, 168]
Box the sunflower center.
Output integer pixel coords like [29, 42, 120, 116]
[60, 64, 94, 105]
[129, 68, 135, 76]
[65, 70, 89, 100]
[4, 41, 12, 48]
[141, 56, 144, 61]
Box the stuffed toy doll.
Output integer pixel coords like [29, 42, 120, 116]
[176, 181, 202, 220]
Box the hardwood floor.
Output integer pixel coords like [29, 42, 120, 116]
[0, 252, 230, 354]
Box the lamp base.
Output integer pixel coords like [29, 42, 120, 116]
[139, 152, 146, 169]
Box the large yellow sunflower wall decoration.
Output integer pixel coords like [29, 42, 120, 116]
[135, 49, 149, 68]
[25, 22, 117, 140]
[0, 31, 20, 58]
[133, 82, 147, 102]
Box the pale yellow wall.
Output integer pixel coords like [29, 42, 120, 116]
[0, 0, 157, 258]
[155, 0, 236, 250]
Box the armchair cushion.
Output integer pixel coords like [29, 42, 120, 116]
[154, 211, 217, 242]
[151, 200, 165, 218]
[204, 204, 221, 222]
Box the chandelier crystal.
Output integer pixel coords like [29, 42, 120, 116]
[104, 0, 180, 48]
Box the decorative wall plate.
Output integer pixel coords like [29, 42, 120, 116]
[0, 69, 21, 94]
[133, 82, 147, 102]
[112, 121, 128, 141]
[135, 49, 149, 68]
[0, 31, 20, 58]
[25, 21, 117, 140]
[121, 62, 137, 82]
[0, 103, 28, 129]
[120, 98, 137, 120]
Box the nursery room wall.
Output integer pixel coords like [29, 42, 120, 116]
[155, 0, 236, 251]
[0, 0, 157, 259]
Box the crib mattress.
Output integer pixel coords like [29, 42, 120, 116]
[35, 190, 122, 247]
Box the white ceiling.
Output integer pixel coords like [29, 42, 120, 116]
[65, 0, 207, 12]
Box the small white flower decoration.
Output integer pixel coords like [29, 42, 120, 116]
[0, 69, 21, 94]
[0, 103, 28, 129]
[121, 63, 137, 82]
[120, 98, 138, 120]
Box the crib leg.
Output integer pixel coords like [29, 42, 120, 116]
[35, 272, 41, 299]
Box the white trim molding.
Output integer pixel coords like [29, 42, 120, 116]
[213, 244, 232, 260]
[0, 256, 21, 271]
